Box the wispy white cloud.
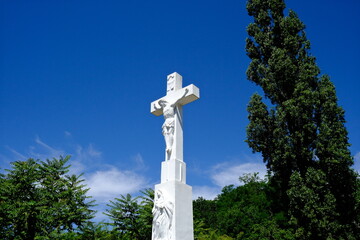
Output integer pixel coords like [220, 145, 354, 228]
[211, 162, 266, 187]
[132, 153, 147, 171]
[88, 144, 102, 157]
[68, 144, 103, 175]
[29, 136, 65, 160]
[64, 131, 72, 137]
[190, 155, 267, 199]
[192, 185, 220, 200]
[67, 158, 86, 176]
[35, 136, 63, 155]
[354, 152, 360, 162]
[5, 146, 27, 160]
[0, 152, 17, 171]
[75, 144, 102, 160]
[86, 167, 147, 203]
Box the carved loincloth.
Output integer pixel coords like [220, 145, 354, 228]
[162, 118, 174, 135]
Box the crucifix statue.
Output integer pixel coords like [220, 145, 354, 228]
[151, 72, 200, 163]
[150, 72, 199, 240]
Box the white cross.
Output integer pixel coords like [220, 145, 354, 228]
[151, 72, 200, 162]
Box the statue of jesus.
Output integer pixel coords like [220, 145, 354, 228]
[154, 88, 189, 160]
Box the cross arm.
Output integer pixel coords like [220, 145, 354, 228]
[150, 84, 200, 116]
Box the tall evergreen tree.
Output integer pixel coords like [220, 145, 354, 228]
[245, 0, 358, 238]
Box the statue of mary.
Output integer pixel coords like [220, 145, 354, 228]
[152, 189, 174, 240]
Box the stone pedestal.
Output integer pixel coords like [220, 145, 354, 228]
[154, 177, 194, 240]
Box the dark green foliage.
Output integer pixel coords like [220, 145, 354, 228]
[193, 173, 294, 239]
[193, 197, 217, 229]
[288, 168, 340, 239]
[138, 188, 155, 238]
[245, 0, 358, 238]
[216, 174, 270, 238]
[247, 218, 294, 240]
[105, 194, 142, 239]
[315, 76, 358, 229]
[0, 156, 95, 239]
[104, 188, 154, 240]
[75, 222, 115, 240]
[194, 219, 234, 240]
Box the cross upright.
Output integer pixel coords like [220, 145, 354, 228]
[151, 72, 200, 183]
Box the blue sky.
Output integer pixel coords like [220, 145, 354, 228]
[1, 0, 360, 221]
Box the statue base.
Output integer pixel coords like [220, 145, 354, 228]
[152, 180, 194, 240]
